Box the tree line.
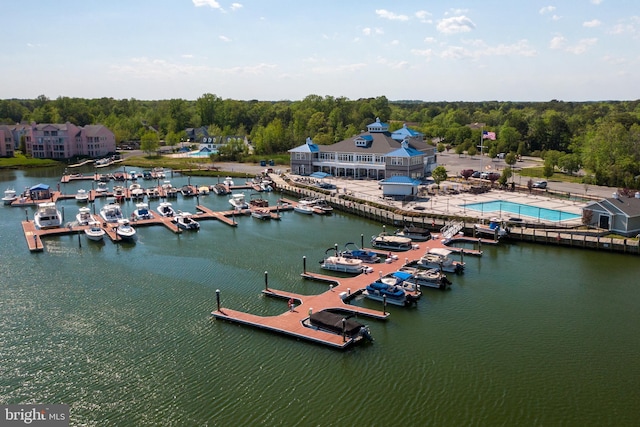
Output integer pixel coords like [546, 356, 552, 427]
[1, 95, 639, 188]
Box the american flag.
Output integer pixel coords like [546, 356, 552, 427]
[482, 131, 496, 140]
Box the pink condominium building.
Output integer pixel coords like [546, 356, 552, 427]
[8, 122, 116, 159]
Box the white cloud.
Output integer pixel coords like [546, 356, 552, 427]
[549, 35, 566, 49]
[583, 19, 601, 28]
[192, 0, 221, 9]
[424, 37, 437, 44]
[566, 38, 597, 54]
[311, 63, 368, 74]
[362, 27, 383, 36]
[591, 0, 603, 4]
[410, 48, 433, 59]
[551, 14, 562, 21]
[609, 16, 640, 38]
[216, 63, 277, 75]
[549, 35, 597, 54]
[182, 54, 194, 59]
[219, 35, 232, 42]
[539, 6, 556, 15]
[230, 3, 243, 11]
[437, 39, 536, 60]
[375, 9, 409, 21]
[111, 57, 210, 79]
[437, 16, 475, 34]
[415, 10, 432, 23]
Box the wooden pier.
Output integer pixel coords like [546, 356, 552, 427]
[211, 239, 470, 349]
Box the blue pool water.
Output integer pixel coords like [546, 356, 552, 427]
[188, 151, 216, 158]
[462, 200, 581, 221]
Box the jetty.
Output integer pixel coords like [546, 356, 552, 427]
[211, 238, 470, 349]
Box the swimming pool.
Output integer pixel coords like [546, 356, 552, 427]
[461, 200, 581, 221]
[187, 151, 216, 158]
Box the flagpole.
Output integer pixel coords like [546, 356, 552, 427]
[480, 126, 484, 173]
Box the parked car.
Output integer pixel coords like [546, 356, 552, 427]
[532, 180, 547, 189]
[471, 171, 482, 178]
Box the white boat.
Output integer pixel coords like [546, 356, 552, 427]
[100, 202, 124, 223]
[398, 266, 452, 290]
[229, 193, 249, 210]
[475, 217, 509, 239]
[370, 233, 413, 251]
[223, 176, 235, 187]
[34, 202, 62, 229]
[95, 182, 108, 195]
[321, 255, 372, 274]
[157, 201, 176, 217]
[84, 221, 105, 242]
[395, 225, 431, 241]
[251, 208, 272, 220]
[2, 188, 17, 205]
[76, 206, 94, 225]
[311, 198, 333, 214]
[145, 187, 161, 199]
[198, 185, 210, 195]
[75, 188, 90, 203]
[174, 211, 200, 230]
[293, 202, 314, 215]
[161, 181, 179, 198]
[113, 185, 126, 202]
[129, 183, 145, 200]
[132, 202, 153, 220]
[116, 218, 136, 240]
[416, 247, 465, 274]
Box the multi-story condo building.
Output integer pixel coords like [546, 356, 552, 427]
[0, 125, 15, 157]
[288, 118, 436, 180]
[12, 122, 116, 159]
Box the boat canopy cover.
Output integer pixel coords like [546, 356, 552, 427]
[391, 271, 412, 281]
[30, 183, 50, 191]
[309, 311, 364, 337]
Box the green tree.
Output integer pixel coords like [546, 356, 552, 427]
[140, 130, 159, 155]
[431, 166, 448, 188]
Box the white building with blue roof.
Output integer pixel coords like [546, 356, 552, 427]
[288, 119, 436, 180]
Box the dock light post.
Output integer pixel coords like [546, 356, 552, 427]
[33, 234, 37, 250]
[264, 271, 268, 291]
[361, 234, 364, 248]
[383, 294, 387, 315]
[216, 289, 220, 311]
[478, 238, 482, 252]
[342, 318, 346, 342]
[303, 256, 306, 273]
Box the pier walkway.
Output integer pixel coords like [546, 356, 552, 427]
[212, 238, 470, 349]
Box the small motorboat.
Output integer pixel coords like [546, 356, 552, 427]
[370, 232, 412, 251]
[84, 221, 105, 242]
[116, 219, 136, 241]
[132, 202, 153, 220]
[174, 211, 200, 230]
[75, 188, 90, 203]
[320, 255, 372, 274]
[340, 242, 380, 263]
[157, 201, 175, 217]
[2, 188, 17, 205]
[76, 206, 94, 225]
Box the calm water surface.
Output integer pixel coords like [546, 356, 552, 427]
[1, 167, 639, 426]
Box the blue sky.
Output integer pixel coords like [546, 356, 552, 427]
[2, 0, 638, 102]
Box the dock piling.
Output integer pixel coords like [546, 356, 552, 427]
[216, 289, 221, 311]
[25, 209, 28, 222]
[342, 318, 346, 342]
[303, 256, 306, 273]
[264, 271, 268, 291]
[383, 294, 387, 315]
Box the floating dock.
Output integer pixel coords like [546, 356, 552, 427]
[212, 239, 471, 349]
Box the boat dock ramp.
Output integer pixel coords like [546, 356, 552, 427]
[212, 238, 472, 349]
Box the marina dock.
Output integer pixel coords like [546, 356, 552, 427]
[211, 239, 469, 349]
